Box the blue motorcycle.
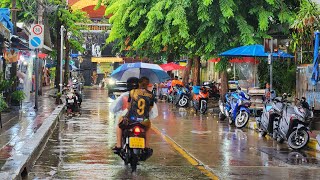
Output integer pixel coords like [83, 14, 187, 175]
[173, 85, 191, 107]
[219, 87, 251, 128]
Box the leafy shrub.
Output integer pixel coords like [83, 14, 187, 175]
[11, 90, 26, 102]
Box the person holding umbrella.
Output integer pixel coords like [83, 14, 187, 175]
[109, 77, 158, 154]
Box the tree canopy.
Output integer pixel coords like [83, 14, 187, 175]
[103, 0, 299, 60]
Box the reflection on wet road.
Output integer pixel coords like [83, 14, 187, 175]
[28, 89, 320, 179]
[28, 90, 209, 179]
[152, 103, 320, 179]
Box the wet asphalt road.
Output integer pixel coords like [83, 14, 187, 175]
[28, 89, 209, 179]
[28, 89, 320, 179]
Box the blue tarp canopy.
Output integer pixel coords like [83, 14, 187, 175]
[219, 44, 294, 58]
[0, 8, 13, 33]
[311, 32, 320, 85]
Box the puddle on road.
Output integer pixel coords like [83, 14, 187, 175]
[259, 146, 320, 166]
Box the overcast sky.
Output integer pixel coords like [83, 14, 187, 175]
[313, 0, 320, 4]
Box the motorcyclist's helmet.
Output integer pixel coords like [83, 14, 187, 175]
[127, 77, 139, 91]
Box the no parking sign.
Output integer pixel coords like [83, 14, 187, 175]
[29, 24, 44, 49]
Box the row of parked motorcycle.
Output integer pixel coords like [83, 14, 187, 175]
[157, 82, 220, 114]
[256, 94, 313, 150]
[218, 86, 313, 150]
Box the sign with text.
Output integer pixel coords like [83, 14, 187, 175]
[29, 24, 44, 49]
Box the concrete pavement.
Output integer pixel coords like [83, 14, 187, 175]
[28, 89, 210, 179]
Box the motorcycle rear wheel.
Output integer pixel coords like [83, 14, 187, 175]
[235, 111, 249, 128]
[288, 129, 309, 150]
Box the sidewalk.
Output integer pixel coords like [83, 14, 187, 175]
[0, 87, 65, 179]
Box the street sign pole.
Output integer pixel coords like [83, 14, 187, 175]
[34, 49, 39, 110]
[29, 24, 44, 110]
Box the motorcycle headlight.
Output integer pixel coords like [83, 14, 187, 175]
[109, 79, 116, 85]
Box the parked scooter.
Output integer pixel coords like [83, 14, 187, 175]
[274, 97, 313, 150]
[219, 86, 251, 128]
[159, 87, 169, 101]
[256, 93, 287, 138]
[203, 81, 220, 100]
[192, 86, 209, 114]
[172, 84, 191, 107]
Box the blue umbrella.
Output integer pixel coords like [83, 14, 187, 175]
[219, 44, 294, 58]
[311, 32, 320, 86]
[111, 62, 170, 83]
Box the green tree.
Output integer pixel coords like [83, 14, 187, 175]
[103, 0, 299, 97]
[290, 0, 320, 64]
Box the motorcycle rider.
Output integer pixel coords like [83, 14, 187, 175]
[109, 77, 158, 154]
[74, 89, 82, 108]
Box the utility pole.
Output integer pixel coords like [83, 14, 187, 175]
[12, 0, 17, 35]
[34, 0, 44, 110]
[11, 0, 18, 95]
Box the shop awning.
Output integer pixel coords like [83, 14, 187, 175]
[91, 57, 123, 63]
[0, 8, 13, 32]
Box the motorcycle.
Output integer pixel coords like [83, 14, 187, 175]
[274, 97, 313, 150]
[118, 121, 153, 172]
[219, 87, 251, 128]
[256, 93, 287, 138]
[192, 86, 209, 114]
[159, 87, 169, 101]
[203, 81, 220, 100]
[172, 85, 191, 107]
[66, 92, 80, 116]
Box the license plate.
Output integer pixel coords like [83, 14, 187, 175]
[67, 99, 74, 103]
[129, 137, 145, 148]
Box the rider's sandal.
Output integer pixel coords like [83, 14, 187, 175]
[112, 146, 121, 154]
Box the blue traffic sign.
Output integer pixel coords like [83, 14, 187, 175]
[31, 37, 41, 48]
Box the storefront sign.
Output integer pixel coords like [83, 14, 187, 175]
[77, 23, 111, 31]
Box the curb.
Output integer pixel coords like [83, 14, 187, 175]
[0, 104, 65, 180]
[247, 121, 320, 152]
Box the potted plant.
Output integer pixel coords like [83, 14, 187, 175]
[11, 90, 26, 109]
[0, 94, 8, 128]
[55, 92, 63, 105]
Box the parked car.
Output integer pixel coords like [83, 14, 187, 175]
[107, 77, 127, 98]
